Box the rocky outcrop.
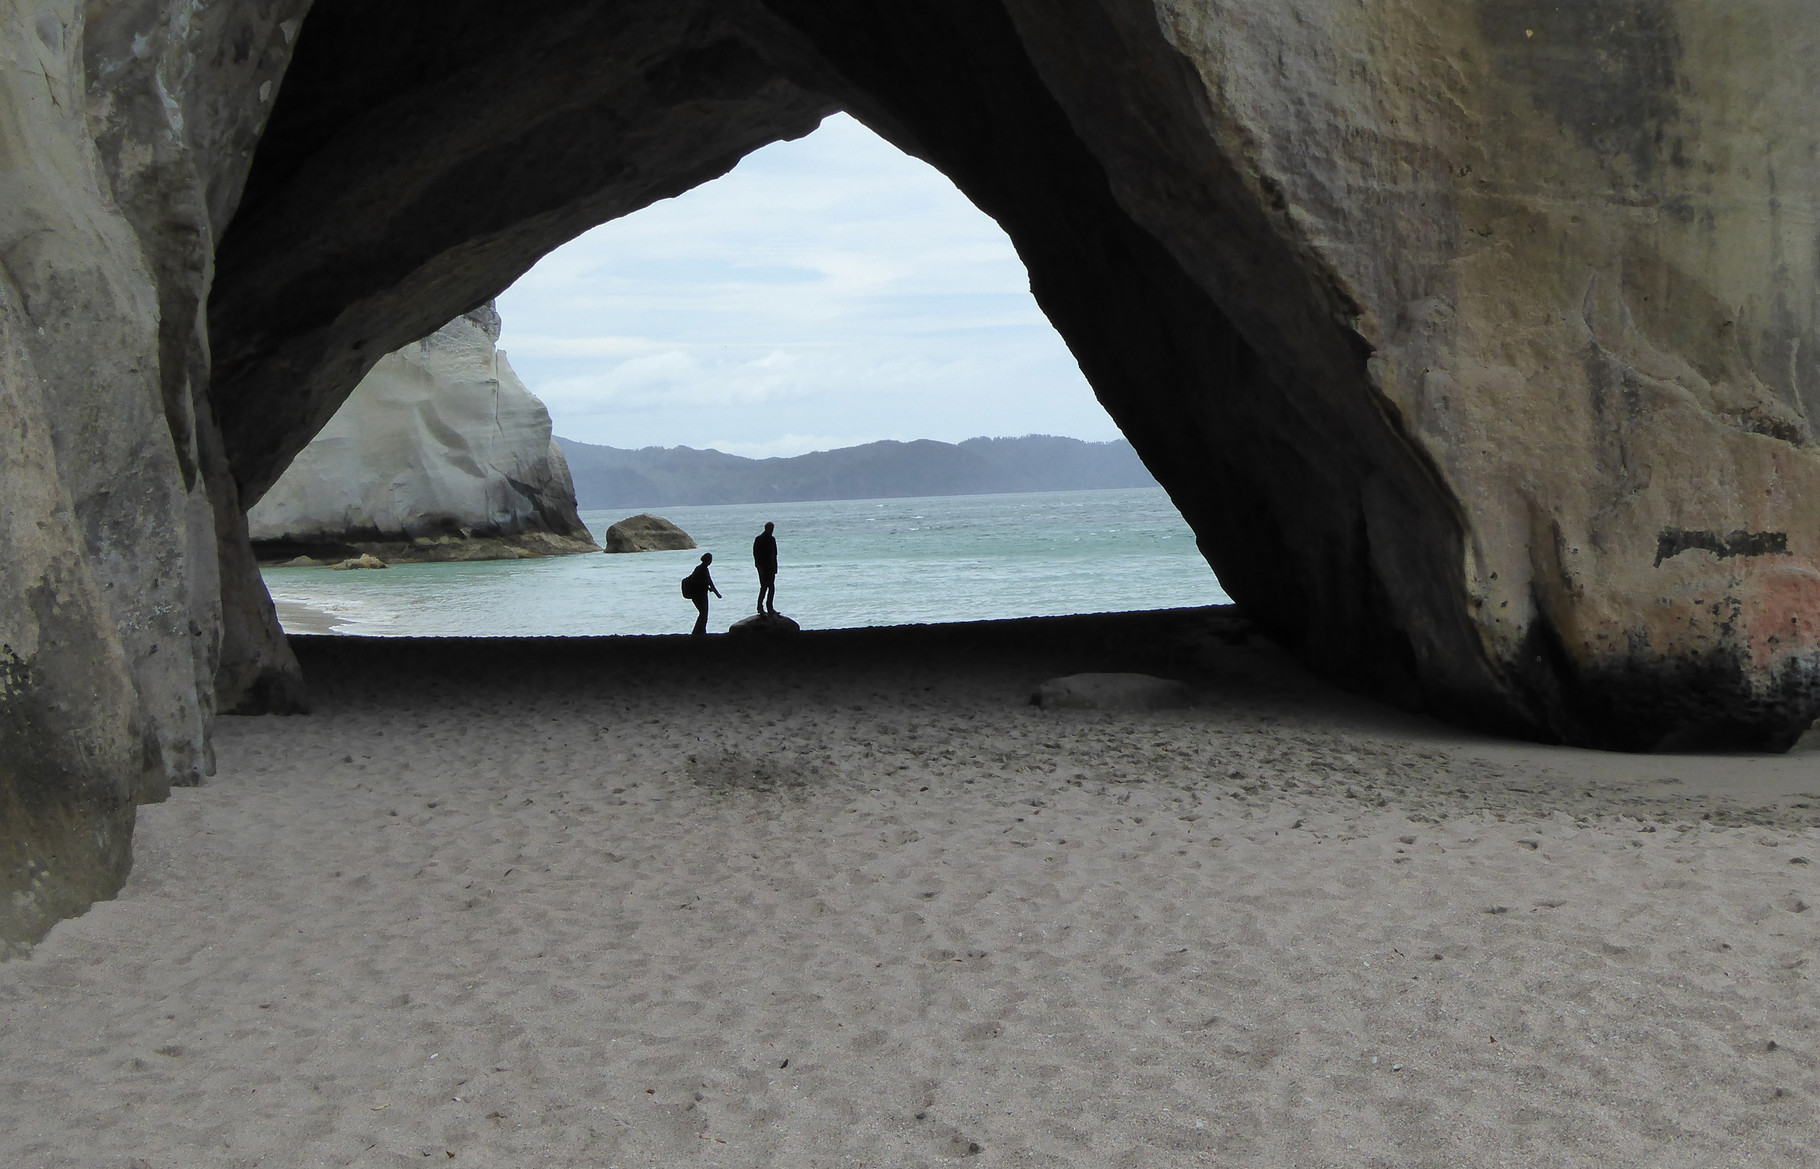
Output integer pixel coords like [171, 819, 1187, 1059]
[247, 305, 598, 564]
[327, 554, 389, 571]
[602, 515, 697, 554]
[11, 0, 1820, 950]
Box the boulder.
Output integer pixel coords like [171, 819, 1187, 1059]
[1032, 673, 1193, 712]
[728, 612, 803, 636]
[602, 514, 698, 553]
[328, 554, 390, 571]
[247, 305, 599, 565]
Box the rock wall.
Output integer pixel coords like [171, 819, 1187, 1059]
[1, 0, 308, 952]
[248, 304, 597, 563]
[1009, 0, 1820, 749]
[7, 0, 1820, 949]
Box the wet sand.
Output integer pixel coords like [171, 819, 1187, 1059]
[270, 595, 350, 636]
[3, 608, 1817, 1167]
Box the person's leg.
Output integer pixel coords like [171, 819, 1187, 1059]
[756, 579, 765, 613]
[692, 597, 708, 636]
[759, 574, 775, 613]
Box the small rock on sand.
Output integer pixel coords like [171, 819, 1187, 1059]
[1031, 672, 1192, 711]
[728, 612, 801, 636]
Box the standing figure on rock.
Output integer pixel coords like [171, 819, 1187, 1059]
[753, 521, 779, 615]
[683, 553, 721, 636]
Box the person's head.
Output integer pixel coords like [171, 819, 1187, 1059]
[701, 553, 712, 565]
[764, 522, 774, 534]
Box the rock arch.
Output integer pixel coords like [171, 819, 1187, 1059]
[208, 0, 1491, 726]
[6, 0, 1820, 949]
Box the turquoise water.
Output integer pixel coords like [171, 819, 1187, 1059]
[261, 487, 1230, 637]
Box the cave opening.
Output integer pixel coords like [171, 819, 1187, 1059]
[246, 111, 1230, 638]
[205, 0, 1461, 726]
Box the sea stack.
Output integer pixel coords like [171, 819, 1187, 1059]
[247, 305, 598, 563]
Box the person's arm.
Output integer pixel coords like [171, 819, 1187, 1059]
[708, 572, 722, 598]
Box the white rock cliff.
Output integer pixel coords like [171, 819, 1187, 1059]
[248, 304, 596, 562]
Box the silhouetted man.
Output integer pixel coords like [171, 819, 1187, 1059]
[753, 521, 778, 614]
[684, 552, 721, 636]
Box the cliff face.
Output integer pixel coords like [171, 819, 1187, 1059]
[9, 0, 1820, 950]
[1, 0, 312, 955]
[248, 305, 596, 562]
[1029, 1, 1820, 750]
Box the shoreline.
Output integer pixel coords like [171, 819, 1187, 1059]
[255, 529, 599, 567]
[268, 595, 348, 636]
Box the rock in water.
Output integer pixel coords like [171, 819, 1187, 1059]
[1033, 673, 1193, 712]
[328, 554, 389, 571]
[247, 305, 599, 564]
[602, 514, 697, 553]
[727, 612, 802, 636]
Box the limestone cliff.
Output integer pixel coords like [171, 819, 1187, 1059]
[248, 305, 597, 563]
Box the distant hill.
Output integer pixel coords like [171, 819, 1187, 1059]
[556, 434, 1160, 509]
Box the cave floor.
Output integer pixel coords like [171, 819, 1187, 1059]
[4, 610, 1818, 1166]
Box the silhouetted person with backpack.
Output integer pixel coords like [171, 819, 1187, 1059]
[753, 521, 778, 614]
[683, 553, 721, 636]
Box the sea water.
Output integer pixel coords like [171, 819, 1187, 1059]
[260, 487, 1230, 637]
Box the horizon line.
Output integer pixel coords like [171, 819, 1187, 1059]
[554, 432, 1135, 460]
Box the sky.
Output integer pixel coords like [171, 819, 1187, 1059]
[494, 113, 1112, 459]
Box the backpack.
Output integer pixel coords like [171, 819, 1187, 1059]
[681, 573, 701, 600]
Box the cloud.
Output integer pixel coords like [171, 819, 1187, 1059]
[500, 334, 665, 359]
[538, 349, 826, 415]
[496, 112, 1111, 452]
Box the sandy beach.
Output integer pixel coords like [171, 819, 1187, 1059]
[269, 595, 352, 637]
[3, 608, 1817, 1167]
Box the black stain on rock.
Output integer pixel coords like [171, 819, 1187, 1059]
[1498, 576, 1820, 752]
[1654, 529, 1789, 567]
